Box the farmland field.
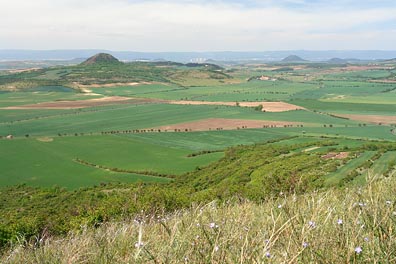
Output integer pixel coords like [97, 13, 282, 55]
[0, 135, 223, 189]
[1, 59, 396, 190]
[324, 151, 377, 186]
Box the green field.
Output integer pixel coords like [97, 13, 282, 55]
[0, 102, 361, 137]
[324, 151, 377, 186]
[0, 135, 223, 189]
[90, 84, 186, 97]
[1, 60, 396, 190]
[120, 80, 319, 101]
[291, 99, 396, 114]
[0, 90, 98, 107]
[358, 151, 396, 183]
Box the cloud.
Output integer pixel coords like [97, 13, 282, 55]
[0, 0, 395, 50]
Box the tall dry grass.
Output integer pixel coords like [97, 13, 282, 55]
[2, 174, 396, 263]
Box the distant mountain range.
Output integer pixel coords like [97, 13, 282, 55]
[327, 58, 348, 64]
[281, 55, 306, 62]
[2, 50, 396, 63]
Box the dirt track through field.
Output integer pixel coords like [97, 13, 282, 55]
[167, 100, 305, 112]
[152, 118, 302, 132]
[36, 137, 53, 142]
[333, 114, 396, 125]
[74, 82, 152, 88]
[2, 96, 158, 109]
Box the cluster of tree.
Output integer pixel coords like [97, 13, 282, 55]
[186, 150, 222, 157]
[74, 158, 175, 178]
[380, 87, 396, 93]
[99, 128, 189, 134]
[384, 160, 396, 177]
[0, 183, 192, 248]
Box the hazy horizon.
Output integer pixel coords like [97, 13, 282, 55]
[2, 50, 396, 63]
[2, 49, 396, 52]
[1, 0, 396, 51]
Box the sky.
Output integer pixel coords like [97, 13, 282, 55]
[1, 0, 396, 51]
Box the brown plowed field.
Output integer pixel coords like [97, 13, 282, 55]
[2, 96, 159, 109]
[2, 96, 305, 112]
[368, 80, 396, 83]
[167, 100, 305, 112]
[152, 118, 302, 132]
[321, 152, 349, 159]
[333, 114, 396, 125]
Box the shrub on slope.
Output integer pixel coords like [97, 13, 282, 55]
[2, 174, 396, 263]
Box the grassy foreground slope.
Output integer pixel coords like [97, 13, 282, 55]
[2, 174, 396, 263]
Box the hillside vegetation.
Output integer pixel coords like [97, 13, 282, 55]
[1, 138, 395, 250]
[81, 53, 122, 65]
[0, 55, 231, 91]
[2, 173, 395, 263]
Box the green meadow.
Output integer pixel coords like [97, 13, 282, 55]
[0, 135, 223, 189]
[0, 102, 359, 137]
[1, 61, 396, 190]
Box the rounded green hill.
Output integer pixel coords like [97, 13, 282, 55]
[81, 53, 122, 65]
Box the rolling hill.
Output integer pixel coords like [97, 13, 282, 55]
[281, 55, 307, 62]
[81, 53, 122, 65]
